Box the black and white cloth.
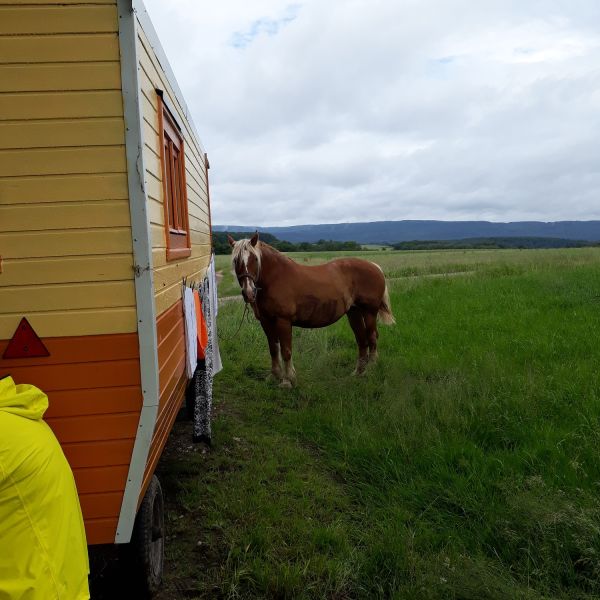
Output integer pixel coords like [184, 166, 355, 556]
[192, 254, 222, 444]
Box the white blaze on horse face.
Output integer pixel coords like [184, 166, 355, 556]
[231, 238, 262, 303]
[238, 251, 256, 302]
[241, 275, 255, 302]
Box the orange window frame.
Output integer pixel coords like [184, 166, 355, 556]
[158, 94, 191, 261]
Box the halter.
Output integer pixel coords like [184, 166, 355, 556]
[237, 272, 256, 284]
[237, 270, 261, 314]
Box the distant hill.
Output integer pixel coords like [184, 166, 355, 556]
[213, 220, 600, 244]
[392, 237, 597, 250]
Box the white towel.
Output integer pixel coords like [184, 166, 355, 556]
[183, 286, 197, 379]
[206, 254, 223, 375]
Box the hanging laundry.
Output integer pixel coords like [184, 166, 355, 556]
[189, 253, 223, 444]
[182, 286, 197, 379]
[192, 276, 214, 444]
[205, 254, 223, 375]
[193, 289, 208, 359]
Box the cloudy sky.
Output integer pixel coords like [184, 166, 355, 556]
[143, 0, 600, 226]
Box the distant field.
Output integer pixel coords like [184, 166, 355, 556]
[157, 247, 600, 599]
[362, 244, 391, 250]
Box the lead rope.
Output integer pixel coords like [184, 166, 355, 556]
[221, 302, 252, 342]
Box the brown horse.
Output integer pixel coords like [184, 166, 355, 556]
[228, 233, 395, 387]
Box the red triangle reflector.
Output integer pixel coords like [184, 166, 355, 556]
[3, 318, 50, 359]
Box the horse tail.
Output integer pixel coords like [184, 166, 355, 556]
[378, 283, 396, 325]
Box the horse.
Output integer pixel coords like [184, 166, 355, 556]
[228, 233, 395, 387]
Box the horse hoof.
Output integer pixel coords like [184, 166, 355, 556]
[279, 379, 293, 389]
[266, 372, 282, 382]
[352, 368, 366, 377]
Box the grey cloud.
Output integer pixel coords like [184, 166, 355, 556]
[144, 0, 600, 225]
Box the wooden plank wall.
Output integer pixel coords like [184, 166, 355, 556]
[0, 333, 143, 544]
[0, 0, 142, 545]
[138, 299, 187, 503]
[135, 15, 212, 500]
[0, 0, 136, 340]
[136, 23, 211, 315]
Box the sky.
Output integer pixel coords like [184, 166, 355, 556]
[142, 0, 600, 226]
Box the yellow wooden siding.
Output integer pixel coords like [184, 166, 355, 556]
[0, 1, 135, 339]
[0, 309, 136, 340]
[0, 5, 117, 35]
[0, 173, 128, 206]
[1, 200, 130, 232]
[136, 34, 205, 164]
[0, 281, 135, 313]
[0, 118, 124, 150]
[136, 19, 212, 316]
[0, 255, 133, 288]
[0, 146, 125, 178]
[0, 90, 123, 121]
[0, 34, 119, 64]
[0, 62, 121, 93]
[0, 228, 133, 260]
[0, 0, 114, 4]
[151, 245, 210, 269]
[153, 257, 208, 293]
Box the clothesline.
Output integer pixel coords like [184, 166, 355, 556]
[182, 253, 222, 444]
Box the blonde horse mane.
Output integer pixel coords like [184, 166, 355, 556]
[231, 238, 263, 277]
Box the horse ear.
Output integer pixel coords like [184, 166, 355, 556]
[250, 232, 259, 247]
[227, 234, 236, 247]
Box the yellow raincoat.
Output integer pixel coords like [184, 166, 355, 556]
[0, 376, 89, 600]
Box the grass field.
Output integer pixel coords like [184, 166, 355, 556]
[155, 247, 600, 599]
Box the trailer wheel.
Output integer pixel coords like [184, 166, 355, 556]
[130, 475, 164, 597]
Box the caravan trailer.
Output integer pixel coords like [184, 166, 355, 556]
[0, 0, 212, 591]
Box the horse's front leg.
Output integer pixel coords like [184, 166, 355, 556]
[260, 318, 282, 381]
[276, 318, 295, 388]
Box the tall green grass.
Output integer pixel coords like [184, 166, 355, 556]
[159, 248, 600, 599]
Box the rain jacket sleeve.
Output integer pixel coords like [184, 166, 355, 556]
[0, 376, 90, 600]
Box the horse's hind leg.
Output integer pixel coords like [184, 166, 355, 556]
[276, 318, 295, 388]
[364, 309, 379, 363]
[347, 306, 369, 375]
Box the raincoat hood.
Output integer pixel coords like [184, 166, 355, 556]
[0, 375, 48, 420]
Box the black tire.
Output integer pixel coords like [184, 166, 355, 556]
[128, 475, 165, 598]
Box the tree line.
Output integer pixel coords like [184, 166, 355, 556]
[213, 232, 597, 254]
[213, 231, 362, 254]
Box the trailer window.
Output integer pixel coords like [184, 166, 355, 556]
[158, 94, 191, 261]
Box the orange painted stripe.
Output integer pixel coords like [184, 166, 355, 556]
[46, 412, 140, 443]
[73, 465, 129, 495]
[139, 370, 186, 506]
[156, 299, 182, 346]
[79, 491, 123, 520]
[156, 299, 186, 401]
[158, 344, 185, 398]
[158, 354, 185, 412]
[0, 331, 148, 546]
[45, 385, 142, 418]
[85, 518, 118, 546]
[157, 313, 184, 369]
[7, 359, 141, 392]
[62, 438, 135, 469]
[0, 332, 139, 366]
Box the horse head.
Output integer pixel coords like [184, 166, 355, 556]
[228, 232, 261, 304]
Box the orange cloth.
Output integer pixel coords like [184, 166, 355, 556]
[193, 290, 208, 359]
